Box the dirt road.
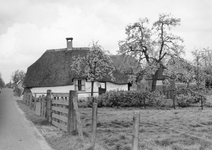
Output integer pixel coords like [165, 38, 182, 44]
[0, 88, 53, 150]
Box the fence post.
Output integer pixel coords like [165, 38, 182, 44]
[43, 95, 47, 118]
[34, 94, 37, 111]
[27, 91, 30, 106]
[132, 112, 140, 150]
[29, 92, 32, 109]
[23, 91, 27, 104]
[46, 90, 52, 123]
[143, 98, 146, 109]
[73, 98, 84, 141]
[35, 95, 41, 116]
[91, 103, 98, 149]
[67, 90, 77, 133]
[173, 97, 176, 109]
[41, 95, 45, 117]
[39, 96, 42, 116]
[40, 95, 43, 116]
[201, 96, 203, 110]
[25, 91, 28, 105]
[173, 91, 176, 109]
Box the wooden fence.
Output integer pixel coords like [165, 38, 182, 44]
[23, 90, 91, 137]
[51, 93, 70, 131]
[22, 88, 207, 150]
[163, 89, 175, 99]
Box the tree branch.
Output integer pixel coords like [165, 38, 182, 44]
[159, 23, 164, 60]
[158, 52, 167, 62]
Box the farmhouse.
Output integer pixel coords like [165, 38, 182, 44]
[23, 38, 130, 99]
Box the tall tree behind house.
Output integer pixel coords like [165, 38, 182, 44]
[119, 14, 184, 91]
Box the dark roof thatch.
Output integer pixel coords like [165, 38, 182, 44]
[24, 48, 129, 88]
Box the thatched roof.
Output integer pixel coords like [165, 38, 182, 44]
[24, 48, 129, 88]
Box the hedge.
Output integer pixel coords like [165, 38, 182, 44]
[87, 90, 167, 108]
[87, 87, 208, 108]
[175, 87, 207, 107]
[13, 88, 23, 97]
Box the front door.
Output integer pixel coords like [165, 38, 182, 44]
[98, 82, 106, 95]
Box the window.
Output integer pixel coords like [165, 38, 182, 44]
[78, 80, 82, 91]
[75, 79, 85, 91]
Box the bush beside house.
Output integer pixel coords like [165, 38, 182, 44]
[175, 87, 207, 107]
[13, 88, 23, 97]
[87, 90, 169, 108]
[86, 87, 208, 108]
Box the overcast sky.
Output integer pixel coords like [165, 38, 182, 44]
[0, 0, 212, 83]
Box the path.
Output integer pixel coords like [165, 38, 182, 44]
[0, 88, 53, 150]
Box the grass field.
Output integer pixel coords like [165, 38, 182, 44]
[78, 107, 212, 150]
[17, 99, 212, 150]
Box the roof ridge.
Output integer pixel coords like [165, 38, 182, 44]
[46, 48, 67, 52]
[46, 47, 91, 52]
[73, 47, 91, 50]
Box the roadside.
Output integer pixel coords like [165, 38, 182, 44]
[16, 99, 106, 150]
[0, 88, 53, 150]
[14, 97, 54, 150]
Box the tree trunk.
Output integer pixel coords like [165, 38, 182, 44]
[151, 70, 160, 92]
[197, 81, 200, 91]
[91, 81, 95, 103]
[91, 81, 94, 97]
[151, 77, 157, 92]
[136, 82, 141, 90]
[186, 82, 190, 88]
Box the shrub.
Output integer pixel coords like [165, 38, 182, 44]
[176, 94, 192, 107]
[87, 90, 169, 108]
[87, 88, 208, 108]
[148, 91, 167, 107]
[13, 87, 23, 97]
[175, 87, 207, 107]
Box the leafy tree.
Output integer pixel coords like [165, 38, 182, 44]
[71, 42, 115, 97]
[0, 78, 5, 88]
[191, 48, 212, 90]
[114, 55, 144, 89]
[164, 57, 194, 88]
[6, 82, 12, 88]
[192, 49, 204, 90]
[201, 48, 212, 64]
[198, 47, 212, 77]
[119, 14, 184, 91]
[11, 70, 25, 84]
[0, 72, 5, 88]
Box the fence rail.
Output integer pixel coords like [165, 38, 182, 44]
[23, 89, 98, 148]
[52, 100, 69, 105]
[51, 93, 69, 131]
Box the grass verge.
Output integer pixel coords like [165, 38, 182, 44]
[17, 98, 212, 150]
[16, 100, 106, 150]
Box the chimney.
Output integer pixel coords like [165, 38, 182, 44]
[66, 37, 73, 50]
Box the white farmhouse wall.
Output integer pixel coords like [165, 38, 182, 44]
[85, 82, 99, 92]
[31, 85, 75, 95]
[106, 82, 128, 91]
[84, 81, 128, 95]
[30, 81, 128, 100]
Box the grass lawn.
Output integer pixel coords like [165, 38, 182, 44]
[80, 107, 212, 150]
[17, 99, 212, 150]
